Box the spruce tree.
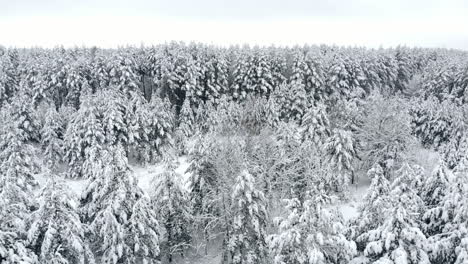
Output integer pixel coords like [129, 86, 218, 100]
[80, 145, 161, 264]
[27, 176, 95, 264]
[360, 202, 430, 264]
[352, 164, 391, 250]
[0, 122, 38, 263]
[324, 128, 357, 186]
[300, 103, 330, 145]
[270, 190, 356, 264]
[41, 107, 64, 172]
[228, 170, 268, 264]
[151, 161, 192, 262]
[64, 94, 105, 178]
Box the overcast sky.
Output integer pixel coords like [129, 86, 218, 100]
[1, 0, 467, 50]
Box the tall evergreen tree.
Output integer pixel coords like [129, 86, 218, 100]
[151, 161, 192, 262]
[28, 176, 95, 264]
[270, 190, 356, 264]
[80, 145, 161, 264]
[41, 107, 64, 172]
[228, 170, 268, 264]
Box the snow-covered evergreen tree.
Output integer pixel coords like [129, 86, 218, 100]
[126, 195, 162, 264]
[133, 96, 175, 163]
[270, 190, 356, 264]
[151, 161, 192, 262]
[300, 103, 330, 145]
[187, 135, 222, 254]
[80, 145, 161, 264]
[175, 98, 195, 154]
[273, 82, 308, 123]
[390, 162, 425, 214]
[0, 49, 20, 107]
[97, 89, 129, 147]
[0, 121, 38, 263]
[357, 161, 429, 264]
[423, 167, 468, 264]
[352, 164, 391, 250]
[64, 94, 105, 178]
[27, 176, 95, 264]
[359, 202, 430, 264]
[228, 170, 268, 264]
[324, 128, 357, 186]
[178, 98, 195, 138]
[421, 162, 453, 210]
[41, 107, 64, 172]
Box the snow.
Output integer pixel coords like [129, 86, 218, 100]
[334, 176, 371, 222]
[33, 156, 194, 196]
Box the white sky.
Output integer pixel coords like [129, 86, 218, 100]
[1, 0, 467, 50]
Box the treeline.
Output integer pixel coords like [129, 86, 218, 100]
[1, 43, 468, 264]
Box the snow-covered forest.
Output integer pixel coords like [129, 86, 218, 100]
[1, 43, 468, 264]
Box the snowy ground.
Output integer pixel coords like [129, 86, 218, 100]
[34, 156, 193, 197]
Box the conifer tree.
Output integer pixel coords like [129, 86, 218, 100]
[97, 89, 129, 147]
[228, 170, 268, 264]
[324, 128, 357, 186]
[41, 107, 64, 172]
[270, 188, 356, 264]
[0, 50, 20, 107]
[175, 98, 195, 154]
[80, 145, 161, 264]
[187, 135, 221, 254]
[28, 176, 95, 264]
[64, 94, 105, 178]
[423, 167, 468, 264]
[134, 96, 175, 163]
[300, 103, 330, 145]
[151, 160, 192, 262]
[359, 202, 430, 264]
[0, 121, 38, 263]
[421, 162, 453, 210]
[352, 164, 391, 250]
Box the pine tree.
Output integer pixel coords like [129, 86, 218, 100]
[421, 162, 453, 209]
[359, 202, 430, 264]
[0, 122, 38, 263]
[7, 92, 41, 142]
[151, 161, 192, 262]
[290, 50, 327, 102]
[107, 54, 140, 97]
[424, 169, 468, 264]
[127, 195, 162, 264]
[440, 133, 468, 170]
[390, 162, 425, 215]
[27, 176, 95, 264]
[357, 162, 429, 264]
[97, 89, 129, 147]
[178, 98, 195, 138]
[324, 128, 357, 186]
[0, 50, 20, 107]
[41, 107, 64, 172]
[352, 164, 391, 250]
[64, 94, 105, 178]
[187, 136, 221, 254]
[270, 190, 356, 264]
[175, 98, 195, 154]
[80, 145, 161, 264]
[198, 48, 229, 103]
[273, 82, 308, 123]
[228, 170, 268, 264]
[300, 103, 330, 145]
[133, 96, 175, 163]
